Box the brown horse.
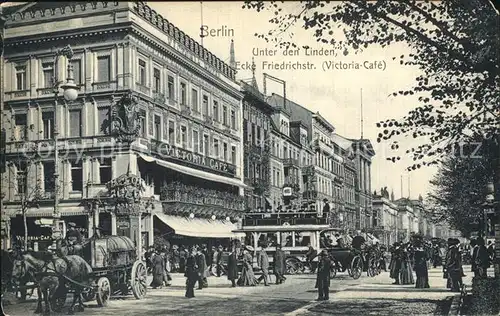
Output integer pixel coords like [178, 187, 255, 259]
[12, 252, 92, 315]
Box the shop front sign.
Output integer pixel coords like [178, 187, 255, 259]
[151, 141, 236, 176]
[107, 174, 146, 203]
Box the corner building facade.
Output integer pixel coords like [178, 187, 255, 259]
[1, 2, 245, 253]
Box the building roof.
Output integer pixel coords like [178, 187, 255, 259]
[332, 133, 353, 150]
[267, 93, 313, 136]
[312, 112, 335, 132]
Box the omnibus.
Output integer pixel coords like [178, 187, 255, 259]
[234, 211, 342, 274]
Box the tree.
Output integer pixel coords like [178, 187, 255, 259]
[427, 142, 493, 237]
[2, 147, 44, 251]
[243, 0, 499, 168]
[244, 0, 500, 276]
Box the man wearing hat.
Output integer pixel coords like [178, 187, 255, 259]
[256, 242, 270, 286]
[445, 238, 463, 292]
[66, 222, 83, 244]
[316, 249, 332, 301]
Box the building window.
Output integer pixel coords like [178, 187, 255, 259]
[222, 105, 228, 126]
[71, 60, 82, 85]
[99, 158, 112, 184]
[191, 88, 198, 112]
[203, 135, 209, 156]
[231, 145, 236, 164]
[97, 107, 110, 135]
[212, 100, 219, 121]
[97, 56, 111, 82]
[69, 109, 82, 137]
[213, 139, 219, 158]
[16, 161, 27, 194]
[71, 160, 83, 191]
[153, 68, 161, 93]
[154, 115, 161, 140]
[138, 59, 146, 85]
[16, 65, 26, 90]
[223, 142, 228, 161]
[230, 109, 236, 129]
[139, 110, 146, 137]
[180, 82, 187, 106]
[42, 112, 54, 139]
[202, 95, 209, 116]
[168, 120, 175, 144]
[167, 75, 175, 100]
[193, 130, 199, 152]
[42, 62, 54, 88]
[43, 161, 55, 192]
[14, 113, 27, 141]
[181, 125, 187, 148]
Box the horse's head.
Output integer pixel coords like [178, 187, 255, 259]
[11, 256, 29, 285]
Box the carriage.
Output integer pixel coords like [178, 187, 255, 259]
[52, 235, 147, 310]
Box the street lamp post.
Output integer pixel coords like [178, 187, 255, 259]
[51, 45, 79, 245]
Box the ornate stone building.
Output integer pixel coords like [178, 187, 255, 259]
[1, 1, 245, 252]
[241, 73, 273, 211]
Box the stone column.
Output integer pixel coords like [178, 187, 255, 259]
[111, 212, 117, 235]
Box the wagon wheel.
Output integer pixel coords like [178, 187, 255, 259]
[130, 261, 147, 299]
[329, 264, 337, 279]
[50, 285, 67, 312]
[285, 258, 299, 275]
[82, 288, 95, 302]
[96, 277, 111, 307]
[367, 259, 375, 277]
[350, 256, 362, 280]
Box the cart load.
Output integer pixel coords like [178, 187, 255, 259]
[87, 236, 137, 269]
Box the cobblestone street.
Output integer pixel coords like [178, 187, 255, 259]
[4, 266, 476, 316]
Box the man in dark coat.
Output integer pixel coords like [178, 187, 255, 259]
[257, 242, 270, 286]
[472, 237, 490, 278]
[273, 244, 286, 284]
[227, 246, 239, 287]
[184, 247, 198, 298]
[216, 245, 224, 277]
[446, 238, 463, 292]
[306, 243, 317, 273]
[316, 249, 331, 301]
[195, 247, 207, 289]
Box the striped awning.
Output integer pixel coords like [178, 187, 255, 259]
[155, 213, 244, 238]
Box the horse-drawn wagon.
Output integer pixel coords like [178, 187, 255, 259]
[78, 235, 148, 306]
[11, 235, 147, 314]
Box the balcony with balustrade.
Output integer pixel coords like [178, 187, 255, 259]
[160, 182, 246, 217]
[282, 158, 300, 168]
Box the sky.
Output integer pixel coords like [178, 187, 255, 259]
[148, 1, 437, 199]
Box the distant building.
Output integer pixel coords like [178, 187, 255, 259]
[372, 188, 399, 246]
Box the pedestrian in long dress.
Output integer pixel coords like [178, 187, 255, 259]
[273, 244, 286, 284]
[413, 239, 430, 288]
[150, 249, 164, 289]
[316, 249, 332, 301]
[227, 247, 239, 287]
[185, 247, 197, 298]
[256, 243, 270, 286]
[399, 244, 414, 285]
[389, 242, 402, 284]
[238, 249, 257, 286]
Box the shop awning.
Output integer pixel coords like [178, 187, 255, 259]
[138, 154, 248, 189]
[155, 213, 245, 238]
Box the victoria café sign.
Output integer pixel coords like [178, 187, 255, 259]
[151, 141, 236, 176]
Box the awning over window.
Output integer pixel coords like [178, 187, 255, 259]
[155, 213, 245, 238]
[138, 154, 247, 189]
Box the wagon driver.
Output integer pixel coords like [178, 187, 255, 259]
[66, 222, 83, 244]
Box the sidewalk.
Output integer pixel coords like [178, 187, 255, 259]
[292, 266, 474, 315]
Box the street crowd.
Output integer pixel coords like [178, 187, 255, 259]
[142, 234, 496, 301]
[389, 236, 496, 292]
